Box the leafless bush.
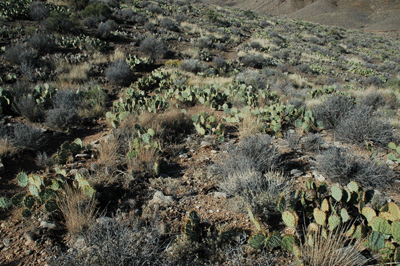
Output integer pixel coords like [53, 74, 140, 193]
[97, 20, 117, 39]
[13, 95, 43, 122]
[49, 218, 168, 266]
[3, 44, 36, 66]
[336, 105, 394, 147]
[312, 95, 355, 130]
[181, 59, 209, 73]
[160, 18, 179, 32]
[235, 70, 267, 89]
[28, 1, 50, 21]
[354, 159, 396, 190]
[302, 133, 325, 152]
[105, 60, 133, 85]
[11, 123, 46, 151]
[139, 37, 166, 62]
[28, 32, 55, 52]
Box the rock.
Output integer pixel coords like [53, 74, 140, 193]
[40, 221, 61, 230]
[214, 192, 227, 198]
[149, 191, 175, 207]
[200, 141, 213, 148]
[75, 153, 89, 158]
[290, 169, 303, 177]
[96, 217, 113, 225]
[3, 238, 10, 247]
[312, 171, 326, 182]
[73, 237, 86, 249]
[179, 153, 188, 158]
[24, 231, 36, 242]
[211, 150, 218, 154]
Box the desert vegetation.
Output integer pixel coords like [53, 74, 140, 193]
[0, 0, 400, 265]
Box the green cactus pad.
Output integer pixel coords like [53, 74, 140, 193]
[313, 208, 326, 226]
[21, 208, 32, 219]
[328, 214, 341, 231]
[331, 185, 342, 202]
[277, 196, 286, 213]
[292, 244, 302, 259]
[321, 199, 329, 212]
[389, 142, 397, 150]
[281, 235, 296, 251]
[340, 208, 350, 222]
[379, 212, 394, 221]
[24, 195, 36, 209]
[388, 202, 400, 221]
[249, 232, 266, 248]
[342, 188, 351, 203]
[347, 181, 359, 193]
[17, 172, 29, 187]
[394, 248, 400, 262]
[29, 174, 43, 188]
[305, 178, 316, 191]
[0, 197, 12, 209]
[308, 223, 319, 233]
[44, 199, 58, 212]
[362, 206, 377, 223]
[282, 211, 299, 228]
[29, 184, 40, 198]
[39, 189, 55, 203]
[344, 224, 356, 238]
[11, 193, 25, 208]
[248, 207, 262, 231]
[367, 231, 385, 252]
[83, 186, 95, 198]
[305, 189, 317, 201]
[265, 232, 282, 249]
[50, 180, 60, 191]
[392, 221, 400, 243]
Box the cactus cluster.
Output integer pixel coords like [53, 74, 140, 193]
[247, 177, 400, 264]
[192, 112, 224, 141]
[52, 138, 84, 165]
[1, 172, 63, 219]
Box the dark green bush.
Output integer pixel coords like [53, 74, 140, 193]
[45, 12, 80, 33]
[81, 2, 112, 19]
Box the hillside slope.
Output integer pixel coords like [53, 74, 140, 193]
[204, 0, 400, 32]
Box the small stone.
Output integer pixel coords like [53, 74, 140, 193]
[386, 160, 395, 166]
[3, 238, 10, 247]
[73, 237, 86, 249]
[75, 153, 89, 158]
[313, 171, 326, 182]
[40, 221, 61, 230]
[290, 169, 303, 177]
[0, 158, 4, 174]
[200, 141, 212, 148]
[179, 153, 188, 158]
[214, 192, 227, 198]
[149, 191, 175, 207]
[211, 150, 217, 154]
[24, 231, 35, 242]
[209, 210, 214, 213]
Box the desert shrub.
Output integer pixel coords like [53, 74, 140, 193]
[45, 12, 80, 33]
[315, 147, 357, 184]
[134, 13, 148, 25]
[11, 123, 46, 151]
[144, 22, 156, 32]
[335, 105, 394, 147]
[359, 92, 385, 110]
[35, 151, 52, 168]
[139, 37, 166, 62]
[174, 14, 186, 22]
[212, 56, 227, 69]
[81, 2, 112, 19]
[45, 90, 81, 130]
[285, 131, 301, 150]
[79, 86, 108, 119]
[312, 94, 355, 130]
[97, 20, 117, 39]
[45, 108, 78, 131]
[235, 70, 267, 89]
[48, 218, 167, 266]
[302, 133, 325, 152]
[83, 16, 100, 28]
[160, 18, 179, 31]
[181, 59, 208, 74]
[147, 5, 163, 14]
[28, 32, 54, 52]
[214, 43, 225, 50]
[354, 159, 396, 190]
[70, 0, 90, 10]
[105, 60, 133, 85]
[362, 76, 383, 87]
[239, 54, 267, 68]
[13, 95, 43, 122]
[117, 8, 136, 21]
[28, 1, 50, 21]
[212, 134, 282, 179]
[297, 63, 311, 73]
[3, 44, 36, 65]
[197, 36, 214, 49]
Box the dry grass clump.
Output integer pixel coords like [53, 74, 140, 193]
[237, 111, 264, 139]
[58, 185, 98, 236]
[0, 137, 17, 158]
[300, 226, 372, 266]
[57, 62, 91, 84]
